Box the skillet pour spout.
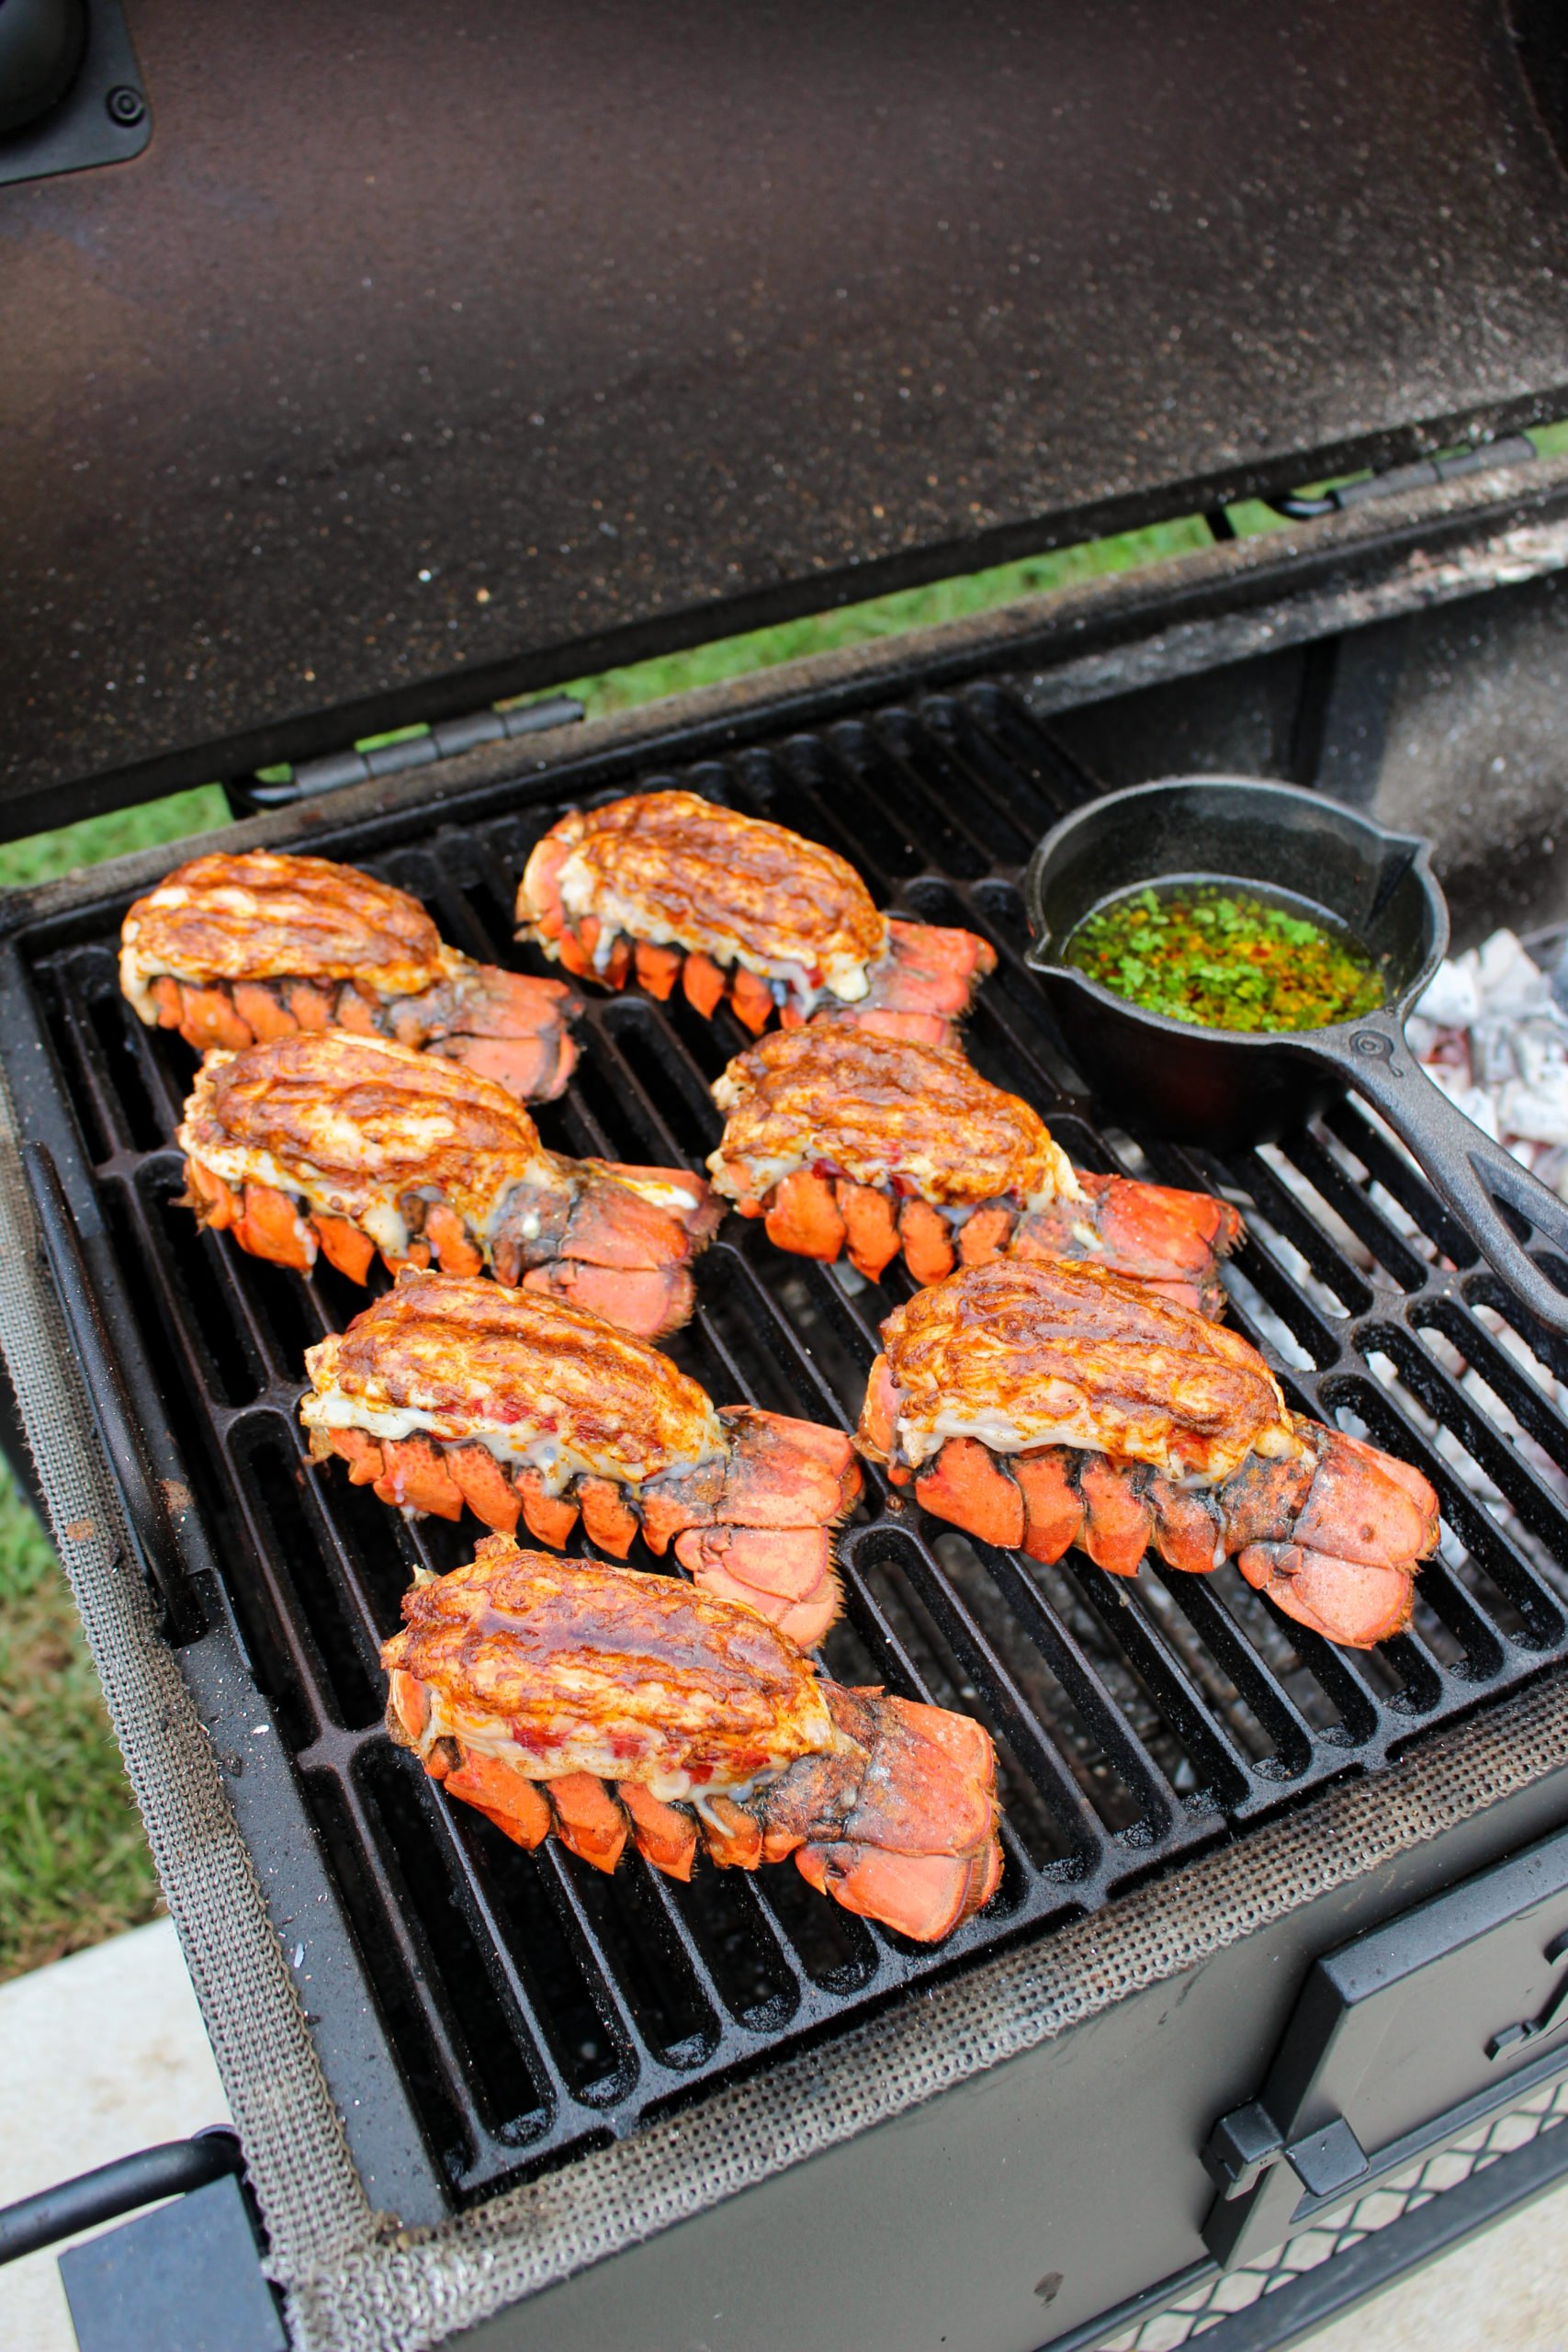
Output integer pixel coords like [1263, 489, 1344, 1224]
[1023, 775, 1568, 1337]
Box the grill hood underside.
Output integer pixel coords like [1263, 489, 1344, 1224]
[6, 0, 1568, 827]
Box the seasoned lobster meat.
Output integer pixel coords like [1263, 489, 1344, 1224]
[178, 1031, 719, 1341]
[122, 850, 580, 1102]
[517, 790, 996, 1043]
[857, 1260, 1438, 1649]
[384, 1539, 1002, 1944]
[303, 1273, 859, 1647]
[710, 1022, 1242, 1316]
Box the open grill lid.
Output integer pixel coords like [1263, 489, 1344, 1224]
[5, 0, 1568, 830]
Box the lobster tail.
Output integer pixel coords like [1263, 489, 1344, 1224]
[857, 1264, 1438, 1652]
[384, 1544, 1001, 1944]
[306, 1283, 859, 1648]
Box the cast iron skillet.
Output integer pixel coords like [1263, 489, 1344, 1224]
[1023, 775, 1568, 1336]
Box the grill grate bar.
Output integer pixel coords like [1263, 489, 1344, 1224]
[1321, 1097, 1479, 1272]
[839, 1528, 1116, 1866]
[1277, 1127, 1435, 1295]
[322, 1758, 532, 2177]
[991, 1548, 1262, 1811]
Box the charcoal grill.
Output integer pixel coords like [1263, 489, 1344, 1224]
[9, 6, 1568, 2349]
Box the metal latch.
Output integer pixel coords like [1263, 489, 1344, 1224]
[1202, 2100, 1370, 2208]
[1198, 1823, 1568, 2270]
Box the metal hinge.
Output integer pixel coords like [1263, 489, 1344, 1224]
[236, 692, 585, 810]
[1265, 432, 1539, 520]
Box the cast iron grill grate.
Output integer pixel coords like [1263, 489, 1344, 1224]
[16, 678, 1568, 2206]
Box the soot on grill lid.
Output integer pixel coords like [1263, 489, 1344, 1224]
[5, 0, 1568, 827]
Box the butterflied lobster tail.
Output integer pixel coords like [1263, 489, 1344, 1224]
[302, 1275, 859, 1646]
[710, 1022, 1242, 1314]
[122, 849, 580, 1102]
[383, 1540, 1002, 1944]
[856, 1260, 1438, 1650]
[178, 1030, 718, 1342]
[516, 790, 996, 1044]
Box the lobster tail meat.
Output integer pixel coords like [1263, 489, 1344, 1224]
[383, 1540, 1002, 1944]
[855, 1260, 1438, 1650]
[516, 791, 996, 1041]
[122, 849, 580, 1102]
[302, 1274, 859, 1645]
[178, 1029, 717, 1340]
[709, 1022, 1241, 1315]
[854, 918, 999, 1045]
[1234, 1544, 1417, 1649]
[1010, 1169, 1243, 1321]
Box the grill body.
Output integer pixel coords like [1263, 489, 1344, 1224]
[7, 468, 1568, 2346]
[445, 1746, 1568, 2352]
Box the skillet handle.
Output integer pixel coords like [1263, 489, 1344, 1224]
[1321, 1019, 1568, 1335]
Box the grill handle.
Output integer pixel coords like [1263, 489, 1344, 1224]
[0, 2129, 242, 2265]
[22, 1139, 199, 1640]
[1312, 1017, 1568, 1339]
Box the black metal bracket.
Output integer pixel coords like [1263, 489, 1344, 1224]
[1486, 1928, 1568, 2060]
[0, 2130, 242, 2266]
[0, 2130, 287, 2351]
[0, 0, 150, 191]
[59, 2169, 288, 2352]
[1201, 2100, 1371, 2248]
[1200, 1822, 1568, 2269]
[228, 691, 586, 813]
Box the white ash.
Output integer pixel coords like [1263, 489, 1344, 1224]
[1406, 928, 1568, 1202]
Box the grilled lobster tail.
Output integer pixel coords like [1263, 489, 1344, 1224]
[517, 790, 996, 1044]
[304, 1275, 859, 1646]
[178, 1030, 719, 1341]
[122, 849, 580, 1102]
[856, 1261, 1438, 1650]
[384, 1540, 1002, 1944]
[709, 1021, 1242, 1315]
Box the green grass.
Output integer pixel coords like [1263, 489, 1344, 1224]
[0, 444, 1557, 1972]
[0, 1464, 161, 1980]
[0, 785, 232, 895]
[549, 515, 1224, 721]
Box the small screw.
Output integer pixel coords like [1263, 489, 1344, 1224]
[106, 86, 146, 127]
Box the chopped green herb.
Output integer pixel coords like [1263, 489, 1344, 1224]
[1065, 882, 1385, 1033]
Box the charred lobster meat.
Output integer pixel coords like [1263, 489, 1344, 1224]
[517, 790, 995, 1042]
[122, 850, 580, 1102]
[384, 1539, 1002, 1944]
[710, 1021, 1242, 1317]
[305, 1273, 859, 1647]
[178, 1030, 719, 1340]
[857, 1260, 1439, 1648]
